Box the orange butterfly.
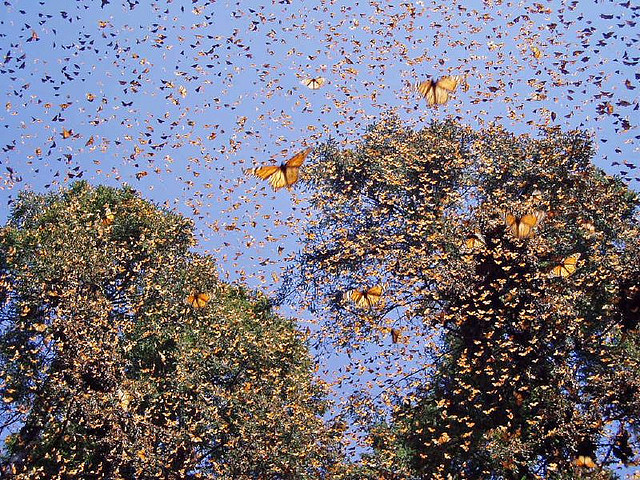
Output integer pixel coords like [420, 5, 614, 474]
[249, 148, 312, 191]
[391, 328, 402, 344]
[550, 253, 581, 278]
[186, 292, 210, 308]
[415, 75, 463, 105]
[102, 205, 115, 226]
[504, 211, 546, 239]
[574, 455, 595, 468]
[464, 233, 486, 249]
[348, 285, 384, 309]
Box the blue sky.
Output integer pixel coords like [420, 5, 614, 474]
[1, 0, 638, 472]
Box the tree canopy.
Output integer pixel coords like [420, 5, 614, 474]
[0, 182, 342, 479]
[287, 117, 640, 479]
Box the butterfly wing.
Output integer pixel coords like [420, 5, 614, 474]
[504, 213, 520, 238]
[187, 292, 210, 308]
[416, 80, 437, 105]
[250, 165, 280, 181]
[517, 214, 538, 238]
[350, 289, 365, 307]
[436, 75, 461, 92]
[249, 165, 287, 190]
[267, 168, 288, 190]
[285, 147, 312, 168]
[364, 285, 383, 307]
[507, 211, 545, 239]
[464, 233, 485, 249]
[282, 147, 312, 188]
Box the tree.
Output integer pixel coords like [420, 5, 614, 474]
[0, 182, 342, 479]
[287, 117, 640, 478]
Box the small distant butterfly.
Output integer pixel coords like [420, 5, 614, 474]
[504, 211, 546, 239]
[391, 328, 402, 344]
[574, 455, 596, 468]
[186, 292, 210, 308]
[348, 285, 384, 309]
[301, 77, 326, 90]
[249, 147, 312, 191]
[550, 253, 581, 278]
[415, 75, 463, 106]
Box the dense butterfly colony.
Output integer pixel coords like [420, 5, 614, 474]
[0, 0, 639, 478]
[0, 184, 344, 478]
[288, 119, 640, 476]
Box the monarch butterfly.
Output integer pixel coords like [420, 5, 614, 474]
[186, 292, 210, 308]
[550, 253, 581, 278]
[574, 455, 596, 468]
[249, 148, 312, 191]
[391, 327, 402, 344]
[415, 75, 462, 105]
[504, 211, 546, 239]
[464, 233, 486, 249]
[301, 77, 326, 90]
[62, 128, 74, 139]
[102, 205, 115, 226]
[348, 285, 384, 309]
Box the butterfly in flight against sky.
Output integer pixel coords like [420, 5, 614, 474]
[504, 211, 546, 239]
[415, 75, 463, 106]
[249, 147, 312, 191]
[301, 77, 326, 90]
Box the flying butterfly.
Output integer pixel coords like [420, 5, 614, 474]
[186, 292, 210, 308]
[249, 148, 312, 191]
[301, 77, 326, 90]
[348, 285, 384, 309]
[415, 75, 463, 106]
[550, 253, 581, 278]
[504, 211, 546, 239]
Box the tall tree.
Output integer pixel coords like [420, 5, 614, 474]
[288, 117, 640, 479]
[0, 182, 342, 479]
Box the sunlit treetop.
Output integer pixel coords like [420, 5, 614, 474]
[285, 117, 640, 477]
[0, 181, 344, 479]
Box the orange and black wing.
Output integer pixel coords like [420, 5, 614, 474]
[550, 253, 580, 278]
[350, 285, 384, 309]
[282, 147, 312, 188]
[186, 292, 210, 308]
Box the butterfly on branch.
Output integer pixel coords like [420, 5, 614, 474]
[549, 253, 581, 278]
[347, 285, 384, 309]
[185, 292, 210, 308]
[249, 148, 312, 191]
[504, 211, 546, 239]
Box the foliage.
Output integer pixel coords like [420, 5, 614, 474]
[289, 117, 640, 479]
[0, 181, 342, 479]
